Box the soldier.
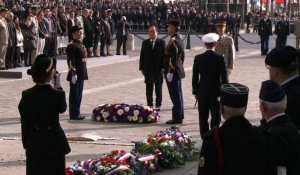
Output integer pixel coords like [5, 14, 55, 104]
[192, 33, 228, 138]
[198, 83, 273, 175]
[66, 26, 88, 120]
[0, 7, 8, 70]
[293, 14, 300, 49]
[215, 21, 235, 75]
[258, 13, 272, 56]
[164, 19, 185, 124]
[259, 80, 300, 174]
[265, 46, 300, 130]
[275, 14, 290, 47]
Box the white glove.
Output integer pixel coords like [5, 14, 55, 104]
[167, 73, 173, 82]
[71, 75, 77, 85]
[55, 73, 62, 89]
[228, 69, 232, 75]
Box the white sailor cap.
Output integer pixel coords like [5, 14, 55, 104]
[202, 33, 219, 43]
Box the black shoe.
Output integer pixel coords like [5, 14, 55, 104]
[165, 119, 182, 124]
[100, 54, 107, 57]
[70, 116, 85, 120]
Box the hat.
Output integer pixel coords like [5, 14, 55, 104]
[27, 54, 54, 77]
[221, 83, 249, 108]
[259, 80, 285, 103]
[202, 33, 219, 43]
[216, 21, 226, 27]
[265, 46, 299, 68]
[107, 9, 113, 13]
[0, 7, 8, 12]
[168, 19, 180, 28]
[31, 4, 39, 9]
[71, 26, 83, 34]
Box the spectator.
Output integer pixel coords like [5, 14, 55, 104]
[22, 17, 36, 67]
[5, 11, 17, 69]
[13, 16, 23, 67]
[0, 7, 8, 70]
[116, 16, 130, 56]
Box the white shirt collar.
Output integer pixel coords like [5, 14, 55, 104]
[281, 75, 299, 86]
[150, 38, 157, 42]
[266, 113, 285, 123]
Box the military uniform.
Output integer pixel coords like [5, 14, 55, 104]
[164, 20, 185, 124]
[198, 83, 273, 175]
[275, 19, 290, 47]
[66, 26, 88, 120]
[258, 17, 272, 55]
[215, 35, 235, 71]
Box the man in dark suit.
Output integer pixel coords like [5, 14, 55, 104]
[265, 46, 300, 130]
[192, 33, 228, 137]
[258, 13, 272, 55]
[259, 80, 300, 175]
[139, 26, 165, 109]
[5, 11, 17, 69]
[275, 14, 290, 47]
[107, 9, 114, 56]
[198, 83, 273, 175]
[82, 9, 94, 58]
[100, 9, 111, 57]
[164, 19, 185, 124]
[116, 16, 131, 55]
[66, 26, 88, 120]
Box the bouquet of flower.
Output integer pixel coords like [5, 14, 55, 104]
[92, 104, 160, 124]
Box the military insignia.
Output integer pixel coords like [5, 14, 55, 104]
[198, 156, 205, 167]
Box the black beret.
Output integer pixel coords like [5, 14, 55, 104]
[259, 80, 285, 103]
[27, 54, 54, 77]
[265, 46, 299, 67]
[221, 83, 249, 108]
[168, 19, 180, 28]
[71, 26, 83, 33]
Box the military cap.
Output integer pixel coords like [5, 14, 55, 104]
[71, 26, 83, 33]
[216, 21, 226, 27]
[259, 80, 285, 103]
[221, 83, 249, 108]
[0, 7, 9, 12]
[202, 33, 219, 43]
[168, 19, 181, 28]
[27, 54, 54, 77]
[265, 46, 299, 68]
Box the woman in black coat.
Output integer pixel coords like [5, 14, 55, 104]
[19, 54, 70, 175]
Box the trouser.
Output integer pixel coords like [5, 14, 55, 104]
[69, 80, 84, 119]
[93, 35, 100, 55]
[5, 46, 15, 68]
[166, 79, 184, 122]
[24, 49, 35, 66]
[13, 46, 21, 66]
[37, 38, 45, 55]
[260, 35, 269, 55]
[100, 38, 107, 55]
[116, 36, 127, 55]
[146, 82, 163, 107]
[44, 36, 56, 57]
[198, 97, 221, 138]
[276, 36, 287, 47]
[296, 36, 300, 49]
[0, 44, 8, 68]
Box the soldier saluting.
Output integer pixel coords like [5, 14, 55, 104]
[66, 26, 88, 120]
[275, 14, 290, 47]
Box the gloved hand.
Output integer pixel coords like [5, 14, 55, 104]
[55, 72, 62, 89]
[71, 75, 77, 85]
[167, 73, 173, 82]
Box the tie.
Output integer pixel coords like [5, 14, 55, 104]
[150, 40, 154, 49]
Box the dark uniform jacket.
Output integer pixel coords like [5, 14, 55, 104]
[282, 76, 300, 130]
[164, 34, 185, 81]
[275, 20, 290, 37]
[18, 84, 70, 156]
[198, 116, 273, 175]
[66, 40, 89, 81]
[139, 38, 165, 84]
[260, 114, 300, 175]
[192, 50, 228, 98]
[258, 18, 272, 36]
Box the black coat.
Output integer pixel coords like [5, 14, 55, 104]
[260, 115, 300, 175]
[38, 20, 49, 39]
[82, 16, 94, 47]
[6, 20, 17, 48]
[139, 38, 165, 84]
[282, 76, 300, 130]
[192, 50, 228, 98]
[275, 20, 290, 37]
[164, 34, 185, 80]
[198, 116, 274, 175]
[66, 40, 89, 81]
[258, 18, 272, 36]
[116, 22, 131, 40]
[107, 17, 115, 35]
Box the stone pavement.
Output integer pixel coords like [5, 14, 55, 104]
[0, 32, 297, 175]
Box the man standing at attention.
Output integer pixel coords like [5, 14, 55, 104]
[139, 26, 165, 110]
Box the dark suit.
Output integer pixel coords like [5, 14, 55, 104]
[258, 18, 272, 55]
[107, 16, 115, 45]
[281, 76, 300, 130]
[116, 21, 131, 55]
[198, 116, 273, 175]
[18, 85, 70, 175]
[275, 20, 290, 47]
[66, 40, 88, 119]
[139, 38, 165, 107]
[192, 50, 228, 137]
[164, 34, 185, 122]
[5, 20, 17, 68]
[82, 16, 94, 57]
[260, 114, 300, 175]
